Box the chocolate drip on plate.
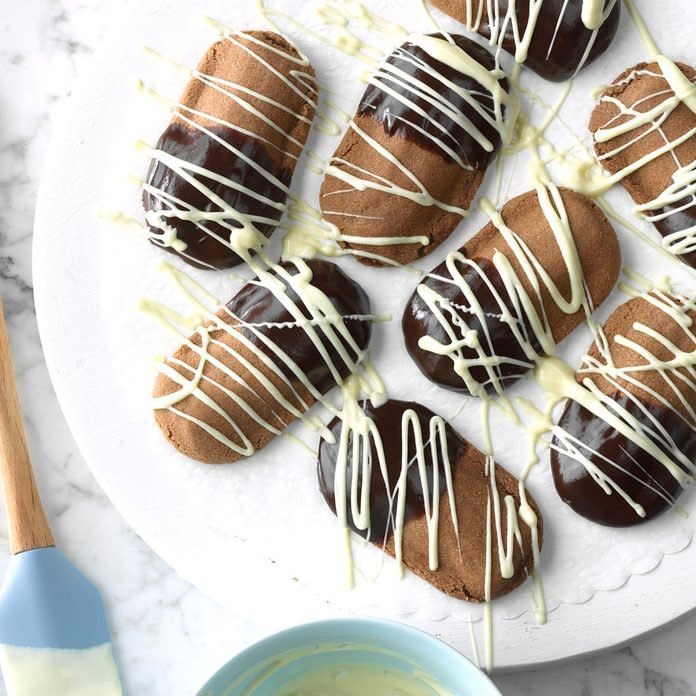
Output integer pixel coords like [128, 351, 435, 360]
[551, 395, 696, 527]
[143, 124, 291, 270]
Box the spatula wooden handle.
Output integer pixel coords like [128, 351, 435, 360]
[0, 300, 54, 554]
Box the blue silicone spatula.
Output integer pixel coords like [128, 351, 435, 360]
[0, 299, 123, 695]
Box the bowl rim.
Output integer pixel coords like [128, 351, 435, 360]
[195, 616, 502, 695]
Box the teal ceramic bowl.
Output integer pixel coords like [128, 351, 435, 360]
[196, 618, 501, 695]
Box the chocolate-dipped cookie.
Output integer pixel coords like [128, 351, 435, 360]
[590, 59, 696, 268]
[143, 31, 317, 270]
[430, 0, 620, 81]
[318, 399, 542, 601]
[153, 259, 372, 463]
[320, 34, 509, 266]
[403, 185, 620, 397]
[549, 294, 696, 526]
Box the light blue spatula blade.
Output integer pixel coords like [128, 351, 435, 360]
[0, 547, 111, 649]
[0, 548, 122, 695]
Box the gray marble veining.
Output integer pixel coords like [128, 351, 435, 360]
[1, 2, 695, 694]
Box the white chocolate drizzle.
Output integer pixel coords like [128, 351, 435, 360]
[582, 0, 606, 31]
[259, 0, 408, 70]
[122, 1, 673, 671]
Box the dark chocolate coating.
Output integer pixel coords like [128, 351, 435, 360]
[225, 260, 372, 393]
[474, 0, 621, 82]
[402, 256, 541, 395]
[551, 395, 696, 526]
[318, 399, 463, 541]
[359, 34, 505, 168]
[143, 123, 290, 270]
[650, 197, 696, 269]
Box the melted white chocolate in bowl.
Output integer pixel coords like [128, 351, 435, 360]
[279, 662, 450, 696]
[209, 641, 467, 696]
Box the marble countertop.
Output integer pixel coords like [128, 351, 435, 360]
[1, 1, 695, 694]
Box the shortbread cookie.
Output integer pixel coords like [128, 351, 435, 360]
[551, 294, 696, 526]
[318, 399, 542, 601]
[591, 60, 696, 268]
[403, 186, 620, 396]
[154, 259, 372, 463]
[320, 34, 508, 266]
[143, 31, 317, 269]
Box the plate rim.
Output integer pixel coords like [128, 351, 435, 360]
[31, 0, 696, 671]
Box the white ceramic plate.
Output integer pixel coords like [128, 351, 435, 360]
[33, 0, 696, 670]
